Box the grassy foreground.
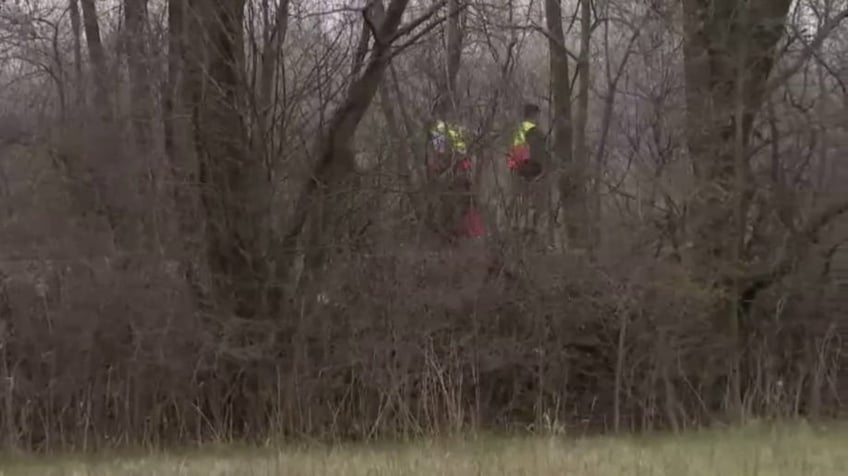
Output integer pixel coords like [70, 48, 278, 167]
[0, 422, 846, 475]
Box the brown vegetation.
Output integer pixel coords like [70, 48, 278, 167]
[0, 0, 846, 451]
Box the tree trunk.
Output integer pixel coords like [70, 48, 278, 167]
[255, 0, 289, 159]
[682, 0, 792, 280]
[164, 0, 182, 169]
[681, 0, 793, 417]
[444, 0, 463, 105]
[185, 0, 274, 318]
[125, 0, 153, 151]
[281, 0, 416, 297]
[544, 0, 574, 246]
[572, 0, 592, 249]
[69, 0, 84, 108]
[165, 0, 207, 302]
[80, 0, 142, 250]
[125, 0, 160, 251]
[80, 0, 112, 122]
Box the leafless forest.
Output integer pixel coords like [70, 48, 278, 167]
[0, 0, 847, 451]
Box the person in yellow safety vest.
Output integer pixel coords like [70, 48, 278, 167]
[506, 103, 548, 232]
[507, 103, 546, 179]
[426, 117, 484, 241]
[429, 119, 471, 175]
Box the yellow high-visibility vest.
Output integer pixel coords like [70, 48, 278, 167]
[512, 121, 536, 147]
[432, 120, 467, 154]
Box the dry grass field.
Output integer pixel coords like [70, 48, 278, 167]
[0, 421, 846, 475]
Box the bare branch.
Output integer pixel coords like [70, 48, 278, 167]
[745, 197, 848, 291]
[764, 8, 848, 94]
[390, 0, 449, 43]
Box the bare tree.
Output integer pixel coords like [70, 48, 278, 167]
[443, 0, 464, 107]
[182, 0, 272, 317]
[69, 0, 84, 107]
[285, 0, 447, 296]
[80, 0, 111, 121]
[124, 0, 153, 151]
[681, 0, 848, 413]
[544, 0, 595, 248]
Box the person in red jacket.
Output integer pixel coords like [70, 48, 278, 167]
[506, 103, 548, 234]
[426, 114, 484, 242]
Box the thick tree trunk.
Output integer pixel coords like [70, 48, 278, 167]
[125, 0, 160, 251]
[165, 0, 207, 302]
[164, 0, 183, 168]
[125, 0, 153, 151]
[682, 0, 792, 280]
[572, 0, 592, 249]
[445, 0, 462, 104]
[80, 0, 143, 251]
[681, 0, 793, 417]
[255, 0, 289, 158]
[544, 0, 574, 245]
[69, 0, 84, 107]
[184, 0, 274, 318]
[80, 0, 112, 122]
